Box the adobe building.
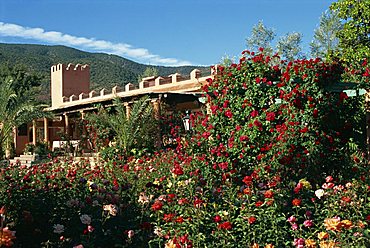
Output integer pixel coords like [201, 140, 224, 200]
[13, 63, 213, 155]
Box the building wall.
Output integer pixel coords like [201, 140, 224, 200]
[51, 64, 90, 108]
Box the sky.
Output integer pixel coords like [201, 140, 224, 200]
[0, 0, 336, 66]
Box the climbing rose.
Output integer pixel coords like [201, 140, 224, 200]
[218, 221, 232, 230]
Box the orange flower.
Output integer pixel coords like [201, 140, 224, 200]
[324, 217, 341, 231]
[357, 220, 365, 229]
[317, 231, 329, 240]
[305, 239, 317, 248]
[0, 227, 16, 247]
[265, 244, 274, 248]
[0, 206, 5, 215]
[339, 219, 353, 229]
[292, 198, 301, 207]
[243, 187, 252, 195]
[250, 243, 259, 248]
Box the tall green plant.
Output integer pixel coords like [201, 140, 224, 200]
[0, 77, 48, 158]
[87, 96, 157, 157]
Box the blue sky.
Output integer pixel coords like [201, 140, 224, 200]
[0, 0, 335, 66]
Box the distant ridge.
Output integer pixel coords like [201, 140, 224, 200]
[0, 43, 210, 102]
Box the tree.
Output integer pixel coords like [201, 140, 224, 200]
[0, 72, 48, 159]
[138, 67, 159, 82]
[246, 21, 276, 54]
[276, 32, 304, 61]
[87, 96, 157, 156]
[330, 0, 370, 63]
[310, 10, 342, 59]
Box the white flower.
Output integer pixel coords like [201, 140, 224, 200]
[138, 192, 149, 205]
[103, 204, 118, 216]
[80, 214, 92, 225]
[154, 226, 163, 237]
[315, 189, 325, 199]
[53, 224, 65, 234]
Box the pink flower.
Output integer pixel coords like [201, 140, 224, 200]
[127, 230, 134, 239]
[287, 216, 297, 223]
[303, 220, 313, 228]
[294, 238, 305, 248]
[322, 183, 334, 189]
[325, 176, 333, 183]
[291, 223, 298, 230]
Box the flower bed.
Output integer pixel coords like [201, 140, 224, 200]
[0, 50, 369, 247]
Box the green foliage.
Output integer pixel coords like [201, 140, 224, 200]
[310, 10, 342, 59]
[138, 66, 159, 82]
[86, 96, 157, 157]
[0, 65, 50, 158]
[330, 0, 370, 64]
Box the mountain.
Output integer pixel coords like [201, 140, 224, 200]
[0, 43, 210, 102]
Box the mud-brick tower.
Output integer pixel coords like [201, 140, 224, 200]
[51, 63, 90, 108]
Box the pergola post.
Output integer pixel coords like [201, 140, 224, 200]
[43, 117, 49, 144]
[64, 113, 69, 136]
[32, 120, 37, 145]
[124, 102, 131, 119]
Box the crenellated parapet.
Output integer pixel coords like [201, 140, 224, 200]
[48, 67, 214, 110]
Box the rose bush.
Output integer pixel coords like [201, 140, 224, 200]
[0, 50, 369, 247]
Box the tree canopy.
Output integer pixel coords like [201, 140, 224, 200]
[330, 0, 370, 64]
[310, 10, 342, 59]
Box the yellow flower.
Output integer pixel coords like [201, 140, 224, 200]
[177, 180, 185, 187]
[317, 231, 329, 240]
[339, 219, 353, 229]
[165, 240, 176, 248]
[319, 240, 338, 248]
[305, 239, 317, 248]
[324, 217, 341, 231]
[299, 178, 312, 189]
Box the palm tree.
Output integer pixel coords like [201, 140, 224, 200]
[87, 96, 157, 156]
[0, 77, 48, 159]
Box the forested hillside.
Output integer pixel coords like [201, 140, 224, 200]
[0, 43, 209, 102]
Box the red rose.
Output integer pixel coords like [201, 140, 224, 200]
[218, 221, 232, 230]
[242, 176, 253, 186]
[214, 215, 222, 223]
[172, 165, 184, 176]
[266, 112, 276, 121]
[250, 110, 259, 117]
[225, 110, 233, 118]
[151, 201, 163, 211]
[248, 216, 257, 224]
[255, 201, 263, 207]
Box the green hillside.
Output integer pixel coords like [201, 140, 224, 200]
[0, 43, 210, 102]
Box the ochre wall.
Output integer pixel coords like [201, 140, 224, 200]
[51, 64, 90, 108]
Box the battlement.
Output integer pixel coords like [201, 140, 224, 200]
[51, 63, 89, 72]
[49, 68, 213, 110]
